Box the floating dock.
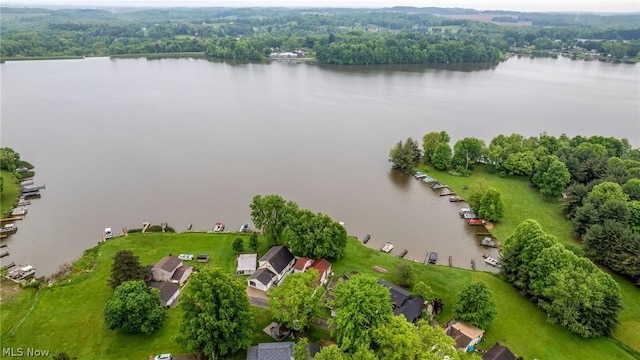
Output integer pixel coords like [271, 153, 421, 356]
[1, 216, 23, 223]
[398, 249, 408, 258]
[1, 262, 16, 270]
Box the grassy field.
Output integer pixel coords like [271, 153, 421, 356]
[1, 170, 21, 216]
[1, 232, 637, 360]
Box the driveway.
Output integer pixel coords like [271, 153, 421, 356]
[247, 286, 270, 309]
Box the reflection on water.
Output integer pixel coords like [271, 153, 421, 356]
[0, 56, 637, 276]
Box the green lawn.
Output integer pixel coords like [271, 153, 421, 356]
[1, 232, 638, 359]
[1, 170, 21, 216]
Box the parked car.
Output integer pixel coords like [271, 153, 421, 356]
[178, 254, 194, 261]
[154, 354, 172, 360]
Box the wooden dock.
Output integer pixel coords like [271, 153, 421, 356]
[0, 251, 9, 258]
[1, 262, 15, 270]
[448, 256, 453, 267]
[398, 249, 408, 258]
[1, 216, 23, 223]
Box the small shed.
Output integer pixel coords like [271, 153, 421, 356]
[237, 253, 258, 275]
[197, 254, 209, 263]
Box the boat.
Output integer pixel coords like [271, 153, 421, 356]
[380, 242, 394, 253]
[468, 218, 485, 226]
[362, 234, 371, 244]
[398, 249, 408, 258]
[6, 265, 36, 282]
[213, 222, 225, 232]
[480, 237, 498, 248]
[0, 223, 18, 235]
[239, 223, 250, 232]
[23, 191, 41, 199]
[431, 183, 447, 189]
[104, 227, 112, 240]
[462, 212, 478, 219]
[414, 172, 427, 179]
[449, 196, 463, 202]
[425, 252, 438, 264]
[458, 208, 472, 216]
[11, 207, 28, 216]
[484, 256, 500, 267]
[422, 176, 436, 183]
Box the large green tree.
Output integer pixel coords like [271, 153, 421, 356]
[502, 150, 537, 176]
[422, 131, 450, 164]
[452, 137, 485, 171]
[453, 282, 497, 330]
[329, 275, 394, 353]
[108, 250, 148, 289]
[283, 209, 347, 260]
[177, 268, 254, 358]
[539, 159, 571, 199]
[250, 194, 299, 245]
[103, 280, 166, 335]
[269, 270, 321, 331]
[477, 188, 505, 222]
[431, 142, 453, 170]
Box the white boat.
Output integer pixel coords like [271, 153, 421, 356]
[380, 242, 394, 253]
[11, 207, 28, 216]
[213, 222, 225, 232]
[239, 223, 250, 232]
[0, 223, 18, 234]
[480, 237, 498, 248]
[104, 227, 112, 240]
[6, 265, 36, 281]
[484, 256, 500, 267]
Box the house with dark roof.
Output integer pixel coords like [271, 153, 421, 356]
[445, 319, 485, 352]
[151, 255, 193, 285]
[377, 279, 424, 323]
[246, 342, 320, 360]
[149, 281, 180, 307]
[248, 246, 295, 292]
[483, 345, 517, 360]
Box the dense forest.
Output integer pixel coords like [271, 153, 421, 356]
[1, 6, 639, 64]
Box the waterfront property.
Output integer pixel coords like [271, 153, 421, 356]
[150, 255, 193, 286]
[247, 246, 295, 292]
[445, 320, 485, 352]
[377, 279, 425, 324]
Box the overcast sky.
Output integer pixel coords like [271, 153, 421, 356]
[4, 0, 640, 13]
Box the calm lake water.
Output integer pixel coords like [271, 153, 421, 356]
[1, 56, 638, 276]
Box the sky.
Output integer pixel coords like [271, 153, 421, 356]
[3, 0, 640, 13]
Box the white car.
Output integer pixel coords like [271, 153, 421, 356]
[154, 355, 172, 360]
[178, 254, 194, 261]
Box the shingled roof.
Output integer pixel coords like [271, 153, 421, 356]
[260, 246, 294, 274]
[154, 255, 182, 273]
[249, 268, 276, 286]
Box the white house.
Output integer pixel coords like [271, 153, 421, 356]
[248, 246, 295, 292]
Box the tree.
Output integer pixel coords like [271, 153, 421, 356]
[294, 337, 310, 360]
[373, 315, 423, 360]
[502, 150, 537, 176]
[233, 236, 244, 252]
[623, 178, 640, 201]
[389, 139, 417, 173]
[103, 280, 166, 335]
[536, 157, 571, 199]
[453, 282, 497, 330]
[283, 210, 347, 260]
[108, 250, 148, 289]
[269, 270, 321, 331]
[250, 194, 299, 245]
[177, 268, 254, 357]
[329, 274, 394, 353]
[431, 142, 453, 170]
[412, 281, 434, 302]
[396, 262, 414, 288]
[0, 147, 19, 172]
[467, 182, 488, 211]
[249, 232, 259, 252]
[452, 137, 485, 170]
[477, 188, 505, 222]
[587, 181, 628, 205]
[422, 131, 450, 164]
[313, 345, 349, 360]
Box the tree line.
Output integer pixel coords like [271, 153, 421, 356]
[1, 6, 638, 63]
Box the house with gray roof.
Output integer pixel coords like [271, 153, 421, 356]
[246, 342, 293, 360]
[248, 246, 295, 292]
[149, 281, 180, 307]
[377, 279, 424, 323]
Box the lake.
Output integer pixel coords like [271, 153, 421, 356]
[1, 56, 638, 276]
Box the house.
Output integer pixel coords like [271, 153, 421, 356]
[309, 258, 332, 286]
[377, 279, 424, 323]
[293, 257, 313, 273]
[445, 320, 485, 351]
[248, 246, 295, 292]
[149, 281, 180, 307]
[152, 255, 193, 285]
[483, 345, 517, 360]
[246, 342, 293, 360]
[237, 253, 258, 275]
[246, 342, 320, 360]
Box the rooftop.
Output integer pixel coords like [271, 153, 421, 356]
[153, 256, 182, 273]
[259, 246, 294, 274]
[237, 253, 258, 271]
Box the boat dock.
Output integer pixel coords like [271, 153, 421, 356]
[398, 249, 408, 258]
[2, 262, 16, 270]
[0, 251, 9, 258]
[1, 216, 23, 223]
